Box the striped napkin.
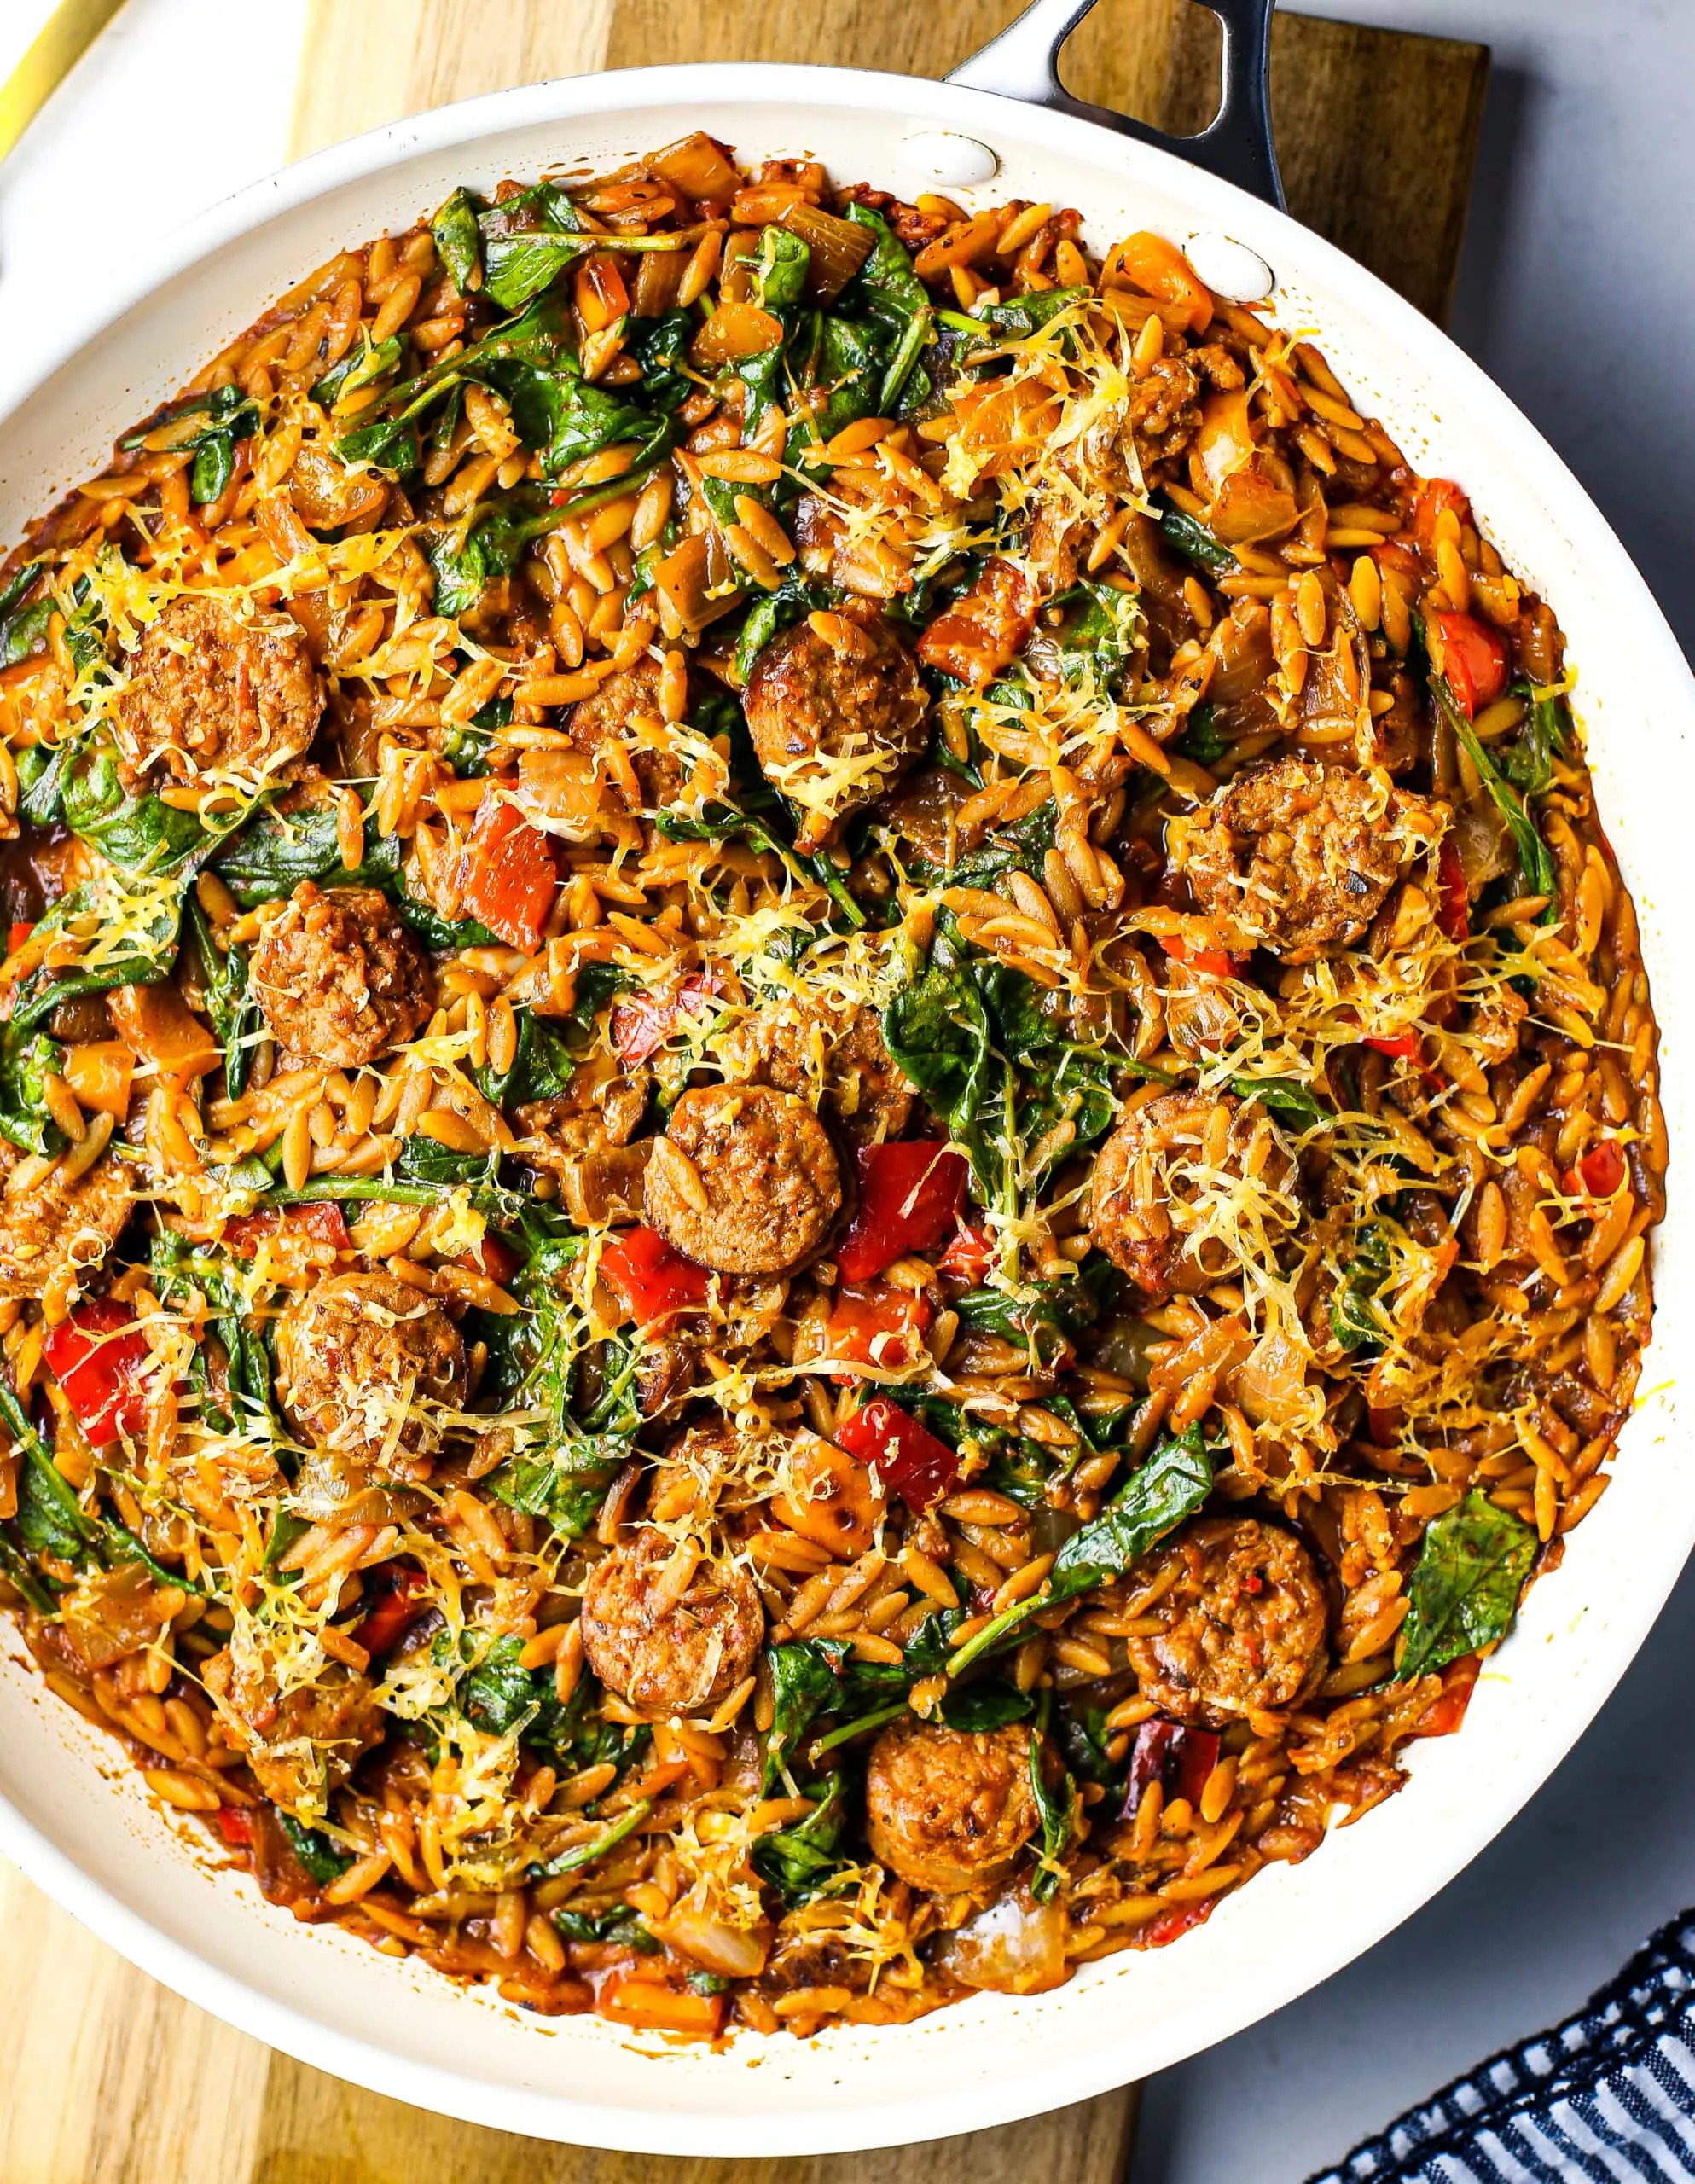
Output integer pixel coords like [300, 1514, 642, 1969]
[1310, 1912, 1695, 2182]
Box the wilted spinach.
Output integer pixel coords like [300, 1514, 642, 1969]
[1396, 1489, 1539, 1682]
[949, 1426, 1213, 1673]
[121, 385, 260, 504]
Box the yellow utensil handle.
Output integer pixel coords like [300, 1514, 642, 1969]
[0, 0, 126, 166]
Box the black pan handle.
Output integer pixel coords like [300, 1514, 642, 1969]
[946, 0, 1283, 209]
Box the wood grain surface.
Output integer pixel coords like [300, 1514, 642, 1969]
[0, 6, 1488, 2180]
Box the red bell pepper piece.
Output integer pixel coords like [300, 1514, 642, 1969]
[939, 1222, 996, 1281]
[1363, 1031, 1440, 1084]
[1409, 476, 1471, 551]
[1143, 1895, 1220, 1949]
[455, 787, 559, 951]
[7, 921, 33, 955]
[599, 1224, 710, 1327]
[1436, 840, 1470, 944]
[835, 1393, 959, 1512]
[610, 973, 721, 1068]
[1122, 1719, 1222, 1821]
[1162, 932, 1244, 980]
[1566, 1139, 1626, 1201]
[214, 1806, 253, 1846]
[822, 1283, 932, 1374]
[353, 1562, 428, 1658]
[1415, 1653, 1480, 1738]
[223, 1203, 350, 1280]
[42, 1298, 150, 1449]
[1432, 608, 1508, 720]
[456, 1232, 523, 1286]
[836, 1141, 969, 1285]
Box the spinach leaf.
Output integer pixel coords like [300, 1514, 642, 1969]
[278, 1811, 353, 1884]
[1177, 701, 1228, 766]
[311, 333, 405, 410]
[1234, 1074, 1326, 1130]
[60, 741, 213, 871]
[785, 315, 884, 467]
[1419, 631, 1557, 909]
[188, 897, 259, 1097]
[968, 287, 1088, 343]
[211, 799, 400, 907]
[552, 1904, 660, 1951]
[1331, 1224, 1391, 1356]
[538, 1798, 653, 1878]
[15, 740, 70, 826]
[478, 182, 589, 312]
[952, 1269, 1107, 1365]
[483, 1437, 625, 1544]
[13, 1433, 102, 1567]
[5, 876, 182, 1047]
[1396, 1488, 1538, 1682]
[476, 1004, 576, 1107]
[1028, 1729, 1076, 1903]
[751, 224, 810, 311]
[763, 1636, 854, 1790]
[750, 1774, 850, 1904]
[880, 913, 995, 1176]
[731, 572, 828, 686]
[949, 1426, 1213, 1674]
[1497, 681, 1570, 798]
[121, 386, 260, 504]
[1154, 496, 1235, 576]
[0, 1029, 68, 1158]
[656, 801, 865, 932]
[840, 206, 935, 410]
[0, 562, 49, 665]
[903, 800, 1056, 890]
[0, 1531, 57, 1612]
[430, 186, 485, 293]
[627, 311, 695, 411]
[942, 1683, 1036, 1734]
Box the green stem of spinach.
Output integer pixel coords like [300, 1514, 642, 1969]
[539, 1796, 653, 1877]
[810, 1701, 907, 1757]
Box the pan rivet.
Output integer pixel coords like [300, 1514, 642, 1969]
[1182, 233, 1274, 302]
[897, 131, 1000, 188]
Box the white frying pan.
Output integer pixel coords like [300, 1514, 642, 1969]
[0, 0, 1689, 2153]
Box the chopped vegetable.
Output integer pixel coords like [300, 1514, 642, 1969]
[834, 1392, 958, 1511]
[835, 1141, 968, 1283]
[598, 1226, 710, 1327]
[42, 1299, 150, 1449]
[1396, 1489, 1540, 1682]
[454, 788, 559, 950]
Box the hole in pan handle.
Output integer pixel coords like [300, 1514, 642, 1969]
[946, 0, 1284, 210]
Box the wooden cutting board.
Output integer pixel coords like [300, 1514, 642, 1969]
[0, 5, 1486, 2179]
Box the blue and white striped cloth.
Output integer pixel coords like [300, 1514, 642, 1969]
[1311, 1912, 1695, 2182]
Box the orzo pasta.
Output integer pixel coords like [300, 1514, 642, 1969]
[0, 133, 1662, 2040]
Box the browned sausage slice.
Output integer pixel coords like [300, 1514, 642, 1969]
[865, 1718, 1037, 1894]
[113, 594, 322, 793]
[566, 657, 688, 813]
[250, 881, 434, 1070]
[1177, 755, 1442, 962]
[717, 1000, 915, 1147]
[206, 1646, 383, 1813]
[579, 1527, 764, 1715]
[743, 608, 927, 851]
[0, 1144, 131, 1306]
[274, 1269, 467, 1482]
[1126, 1515, 1328, 1727]
[643, 1083, 841, 1275]
[1088, 1088, 1297, 1303]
